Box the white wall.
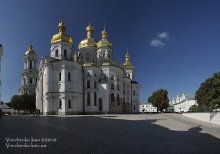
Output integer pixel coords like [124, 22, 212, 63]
[139, 104, 157, 113]
[174, 100, 197, 113]
[182, 112, 220, 125]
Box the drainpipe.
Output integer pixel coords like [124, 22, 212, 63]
[41, 71, 43, 115]
[131, 81, 132, 113]
[82, 66, 85, 114]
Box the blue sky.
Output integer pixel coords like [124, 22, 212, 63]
[1, 0, 220, 103]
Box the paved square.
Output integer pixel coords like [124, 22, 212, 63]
[0, 113, 220, 154]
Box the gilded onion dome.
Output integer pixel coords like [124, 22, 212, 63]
[97, 26, 112, 48]
[78, 22, 97, 49]
[25, 43, 36, 58]
[123, 48, 134, 69]
[51, 20, 73, 44]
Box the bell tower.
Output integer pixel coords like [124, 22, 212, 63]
[97, 23, 112, 63]
[19, 44, 38, 95]
[123, 48, 134, 80]
[77, 21, 97, 64]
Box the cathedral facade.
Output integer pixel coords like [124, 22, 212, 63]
[36, 20, 140, 115]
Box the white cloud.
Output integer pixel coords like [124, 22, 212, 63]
[150, 32, 169, 48]
[150, 39, 165, 48]
[158, 32, 169, 40]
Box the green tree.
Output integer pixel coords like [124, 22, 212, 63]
[10, 93, 36, 113]
[189, 105, 202, 112]
[195, 72, 220, 110]
[148, 89, 169, 112]
[11, 95, 21, 110]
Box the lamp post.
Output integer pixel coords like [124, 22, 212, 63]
[0, 44, 3, 102]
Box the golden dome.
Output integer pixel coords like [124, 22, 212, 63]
[123, 49, 134, 69]
[78, 22, 97, 49]
[97, 28, 112, 48]
[25, 43, 36, 57]
[51, 20, 73, 44]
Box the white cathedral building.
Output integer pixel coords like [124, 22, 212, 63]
[35, 20, 140, 115]
[167, 93, 197, 113]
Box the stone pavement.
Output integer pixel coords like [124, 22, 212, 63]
[0, 113, 220, 154]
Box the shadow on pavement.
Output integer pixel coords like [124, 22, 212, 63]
[0, 116, 220, 154]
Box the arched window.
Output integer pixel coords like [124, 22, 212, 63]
[59, 72, 61, 81]
[30, 78, 33, 84]
[30, 61, 32, 69]
[87, 80, 90, 88]
[87, 92, 91, 105]
[55, 49, 59, 57]
[117, 94, 120, 106]
[36, 78, 38, 84]
[133, 105, 136, 110]
[94, 81, 97, 89]
[68, 100, 71, 108]
[94, 92, 97, 105]
[59, 99, 62, 108]
[68, 72, 71, 81]
[111, 83, 114, 90]
[111, 93, 114, 102]
[64, 49, 67, 58]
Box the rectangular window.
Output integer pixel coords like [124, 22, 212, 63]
[87, 80, 90, 88]
[117, 84, 120, 90]
[59, 99, 62, 108]
[87, 92, 91, 105]
[94, 81, 97, 89]
[117, 94, 120, 106]
[30, 78, 33, 84]
[55, 50, 58, 57]
[68, 100, 71, 108]
[68, 72, 71, 81]
[94, 92, 97, 105]
[59, 72, 61, 81]
[111, 83, 114, 90]
[111, 93, 114, 102]
[64, 49, 67, 59]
